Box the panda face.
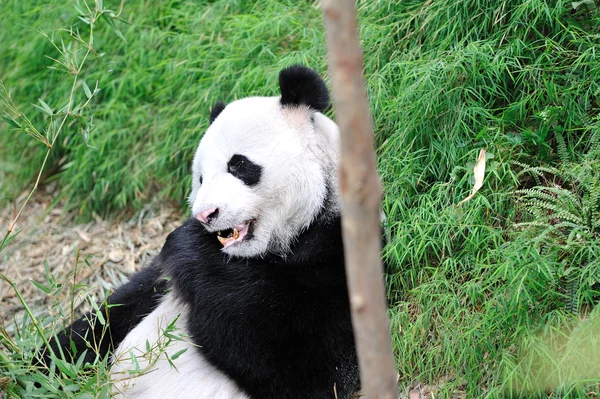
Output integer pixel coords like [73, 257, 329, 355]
[188, 66, 341, 258]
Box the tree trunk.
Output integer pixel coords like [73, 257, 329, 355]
[322, 1, 398, 398]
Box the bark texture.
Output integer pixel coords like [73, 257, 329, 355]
[322, 1, 398, 398]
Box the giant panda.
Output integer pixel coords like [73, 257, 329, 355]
[44, 65, 360, 399]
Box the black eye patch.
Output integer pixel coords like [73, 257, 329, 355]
[227, 154, 262, 187]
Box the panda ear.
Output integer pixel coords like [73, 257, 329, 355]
[209, 101, 226, 124]
[279, 65, 329, 112]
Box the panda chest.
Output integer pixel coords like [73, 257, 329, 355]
[110, 293, 249, 399]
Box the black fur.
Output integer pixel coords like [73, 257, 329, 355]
[161, 217, 359, 398]
[43, 216, 360, 399]
[279, 65, 330, 112]
[227, 154, 263, 187]
[210, 101, 226, 124]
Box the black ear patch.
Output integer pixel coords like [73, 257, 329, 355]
[209, 101, 226, 124]
[279, 65, 329, 112]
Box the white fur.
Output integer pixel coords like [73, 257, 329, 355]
[111, 294, 249, 399]
[189, 96, 341, 257]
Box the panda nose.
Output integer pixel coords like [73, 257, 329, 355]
[196, 207, 220, 224]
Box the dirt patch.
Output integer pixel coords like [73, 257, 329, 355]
[0, 183, 184, 332]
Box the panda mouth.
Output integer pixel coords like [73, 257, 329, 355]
[216, 219, 255, 248]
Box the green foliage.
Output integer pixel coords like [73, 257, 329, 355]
[514, 137, 600, 314]
[1, 0, 328, 216]
[0, 264, 113, 398]
[369, 0, 600, 396]
[0, 254, 187, 398]
[500, 308, 600, 397]
[2, 0, 600, 397]
[0, 0, 115, 251]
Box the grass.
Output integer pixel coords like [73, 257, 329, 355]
[1, 0, 600, 397]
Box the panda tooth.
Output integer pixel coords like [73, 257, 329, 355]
[233, 228, 239, 240]
[217, 235, 227, 246]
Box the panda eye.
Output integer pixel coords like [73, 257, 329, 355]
[199, 176, 203, 185]
[228, 158, 243, 173]
[227, 154, 262, 187]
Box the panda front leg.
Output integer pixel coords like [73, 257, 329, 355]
[109, 291, 251, 399]
[41, 261, 168, 366]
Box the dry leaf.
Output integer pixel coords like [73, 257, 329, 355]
[457, 149, 486, 206]
[76, 228, 92, 243]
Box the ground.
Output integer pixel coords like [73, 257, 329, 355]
[0, 184, 183, 332]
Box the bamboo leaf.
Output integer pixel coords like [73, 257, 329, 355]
[30, 280, 51, 294]
[35, 99, 54, 116]
[114, 29, 127, 43]
[82, 81, 92, 99]
[129, 351, 140, 372]
[170, 348, 187, 360]
[2, 115, 21, 129]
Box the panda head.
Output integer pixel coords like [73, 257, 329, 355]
[189, 65, 341, 258]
